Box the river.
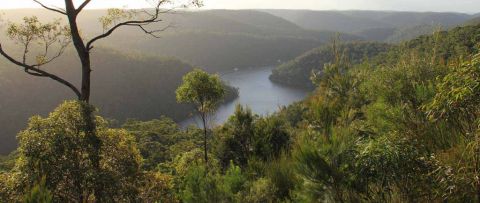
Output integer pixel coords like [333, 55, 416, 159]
[180, 66, 310, 127]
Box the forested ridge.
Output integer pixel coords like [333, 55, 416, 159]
[1, 12, 479, 202]
[265, 10, 478, 42]
[270, 42, 391, 88]
[0, 47, 238, 153]
[0, 9, 357, 71]
[271, 24, 480, 88]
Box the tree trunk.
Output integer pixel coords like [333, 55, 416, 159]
[65, 1, 101, 200]
[65, 0, 91, 102]
[201, 112, 208, 165]
[80, 56, 91, 102]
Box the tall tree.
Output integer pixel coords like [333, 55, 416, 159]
[176, 69, 226, 164]
[0, 0, 201, 102]
[0, 0, 201, 200]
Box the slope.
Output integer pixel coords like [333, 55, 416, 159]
[265, 10, 472, 42]
[0, 47, 237, 154]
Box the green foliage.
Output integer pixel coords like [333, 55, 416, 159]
[426, 53, 480, 127]
[253, 115, 291, 161]
[7, 16, 70, 66]
[424, 53, 480, 201]
[215, 105, 256, 168]
[221, 161, 247, 200]
[23, 177, 52, 203]
[176, 68, 226, 114]
[265, 155, 299, 201]
[243, 178, 277, 203]
[99, 9, 133, 31]
[122, 117, 199, 170]
[172, 148, 220, 177]
[280, 25, 480, 202]
[179, 165, 222, 203]
[12, 101, 142, 202]
[179, 161, 247, 203]
[355, 135, 439, 202]
[0, 151, 17, 172]
[136, 172, 177, 203]
[270, 42, 390, 88]
[293, 128, 360, 202]
[177, 68, 226, 164]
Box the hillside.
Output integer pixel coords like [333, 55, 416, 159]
[0, 9, 359, 71]
[270, 23, 480, 88]
[267, 23, 480, 202]
[0, 48, 238, 154]
[464, 16, 480, 26]
[265, 10, 473, 42]
[270, 42, 391, 88]
[95, 10, 359, 71]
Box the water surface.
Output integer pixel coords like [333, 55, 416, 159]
[180, 67, 309, 127]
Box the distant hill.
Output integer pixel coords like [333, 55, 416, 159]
[199, 10, 303, 31]
[354, 27, 396, 41]
[92, 10, 360, 71]
[464, 16, 480, 26]
[0, 9, 359, 72]
[264, 10, 472, 42]
[265, 10, 471, 32]
[385, 24, 442, 43]
[264, 10, 388, 33]
[270, 42, 391, 88]
[271, 24, 480, 88]
[0, 48, 238, 154]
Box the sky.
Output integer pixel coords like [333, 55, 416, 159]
[0, 0, 479, 14]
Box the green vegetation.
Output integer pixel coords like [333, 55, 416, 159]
[1, 9, 480, 203]
[270, 41, 390, 88]
[177, 69, 226, 164]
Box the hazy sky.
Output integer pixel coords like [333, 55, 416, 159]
[0, 0, 479, 13]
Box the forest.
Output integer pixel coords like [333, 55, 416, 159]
[0, 2, 480, 203]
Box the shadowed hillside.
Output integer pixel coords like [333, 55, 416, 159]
[0, 47, 238, 154]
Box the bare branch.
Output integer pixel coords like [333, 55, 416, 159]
[86, 0, 173, 50]
[0, 43, 81, 98]
[128, 23, 172, 38]
[33, 0, 67, 15]
[76, 0, 92, 13]
[34, 42, 69, 67]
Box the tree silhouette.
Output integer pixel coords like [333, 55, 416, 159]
[0, 0, 202, 200]
[0, 0, 202, 102]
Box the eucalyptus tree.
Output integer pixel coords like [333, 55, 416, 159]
[0, 0, 202, 200]
[176, 69, 226, 164]
[0, 0, 202, 102]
